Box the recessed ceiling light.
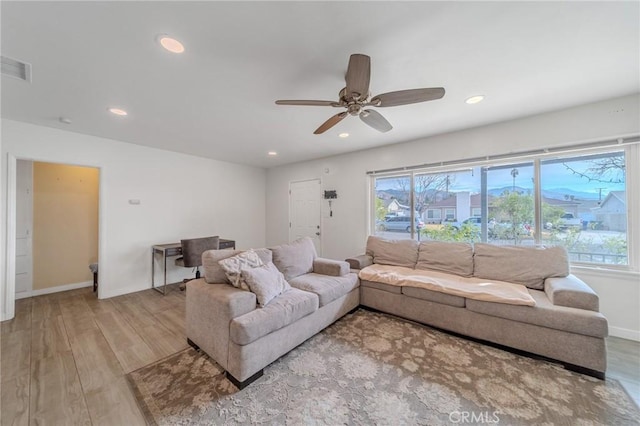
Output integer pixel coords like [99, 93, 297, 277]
[268, 151, 277, 156]
[158, 35, 185, 53]
[108, 107, 128, 116]
[339, 132, 349, 138]
[465, 95, 485, 105]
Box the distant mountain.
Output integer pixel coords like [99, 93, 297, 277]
[544, 188, 599, 200]
[487, 186, 532, 197]
[484, 186, 600, 201]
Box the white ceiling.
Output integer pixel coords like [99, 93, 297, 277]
[2, 1, 638, 168]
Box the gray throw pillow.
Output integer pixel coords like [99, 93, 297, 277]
[270, 237, 317, 280]
[218, 249, 265, 290]
[242, 262, 291, 307]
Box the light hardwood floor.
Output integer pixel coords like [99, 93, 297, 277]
[1, 285, 639, 425]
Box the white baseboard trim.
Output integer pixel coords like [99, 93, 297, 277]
[609, 326, 640, 342]
[15, 281, 93, 299]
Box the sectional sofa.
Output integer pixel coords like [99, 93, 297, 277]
[348, 236, 608, 378]
[186, 236, 608, 390]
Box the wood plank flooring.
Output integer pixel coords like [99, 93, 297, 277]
[1, 285, 639, 425]
[1, 285, 187, 425]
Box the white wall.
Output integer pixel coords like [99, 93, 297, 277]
[1, 119, 266, 320]
[266, 93, 640, 340]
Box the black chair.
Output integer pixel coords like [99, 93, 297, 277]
[175, 236, 219, 290]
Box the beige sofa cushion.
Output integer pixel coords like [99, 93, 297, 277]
[230, 288, 318, 345]
[202, 248, 272, 284]
[289, 272, 359, 307]
[365, 236, 418, 268]
[473, 243, 569, 290]
[271, 237, 317, 280]
[416, 241, 474, 277]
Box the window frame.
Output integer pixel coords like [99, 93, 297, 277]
[370, 144, 638, 272]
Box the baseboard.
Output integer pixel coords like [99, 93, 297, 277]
[609, 326, 640, 342]
[15, 281, 93, 299]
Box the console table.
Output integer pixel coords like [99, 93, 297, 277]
[151, 239, 235, 294]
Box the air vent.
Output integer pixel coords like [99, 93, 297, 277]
[1, 56, 32, 82]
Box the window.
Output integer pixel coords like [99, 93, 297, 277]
[540, 151, 627, 265]
[427, 210, 441, 219]
[444, 209, 456, 221]
[373, 175, 413, 240]
[371, 145, 634, 269]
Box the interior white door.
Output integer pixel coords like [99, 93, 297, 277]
[289, 179, 321, 254]
[16, 160, 33, 294]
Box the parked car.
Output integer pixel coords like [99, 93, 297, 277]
[377, 216, 425, 232]
[546, 212, 582, 230]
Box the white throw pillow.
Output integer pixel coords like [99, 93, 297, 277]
[241, 262, 291, 307]
[218, 249, 264, 290]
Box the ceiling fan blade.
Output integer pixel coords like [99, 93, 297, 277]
[275, 100, 339, 107]
[371, 87, 445, 107]
[360, 109, 392, 133]
[314, 112, 348, 134]
[345, 54, 370, 100]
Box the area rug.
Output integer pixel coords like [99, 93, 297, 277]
[127, 309, 639, 425]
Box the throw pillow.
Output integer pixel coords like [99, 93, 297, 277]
[242, 262, 291, 307]
[218, 249, 265, 290]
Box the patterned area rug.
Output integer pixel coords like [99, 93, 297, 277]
[127, 309, 638, 425]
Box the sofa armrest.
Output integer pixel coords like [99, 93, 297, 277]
[186, 279, 257, 370]
[544, 274, 599, 312]
[345, 254, 373, 270]
[313, 257, 350, 276]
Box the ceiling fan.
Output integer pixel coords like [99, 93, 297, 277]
[275, 54, 445, 134]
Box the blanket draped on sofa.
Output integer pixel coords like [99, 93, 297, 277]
[359, 264, 536, 306]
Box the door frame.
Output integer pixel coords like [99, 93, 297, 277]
[3, 154, 105, 321]
[15, 159, 34, 295]
[288, 178, 322, 255]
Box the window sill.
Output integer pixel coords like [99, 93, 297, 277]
[571, 265, 640, 279]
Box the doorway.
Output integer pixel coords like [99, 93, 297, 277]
[289, 179, 322, 254]
[11, 159, 99, 300]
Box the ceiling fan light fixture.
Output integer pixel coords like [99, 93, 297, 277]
[108, 107, 128, 116]
[339, 132, 349, 138]
[158, 35, 185, 53]
[465, 95, 485, 104]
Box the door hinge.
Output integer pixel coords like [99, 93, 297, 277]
[289, 222, 291, 228]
